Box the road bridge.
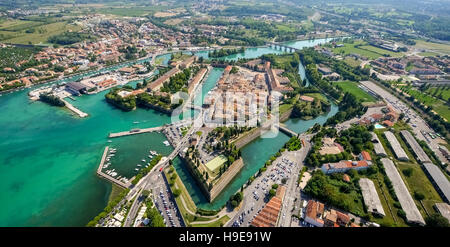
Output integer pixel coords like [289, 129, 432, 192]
[267, 42, 300, 53]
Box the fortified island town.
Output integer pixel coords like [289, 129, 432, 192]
[0, 0, 449, 229]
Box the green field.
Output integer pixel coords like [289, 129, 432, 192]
[335, 81, 377, 103]
[414, 40, 450, 55]
[399, 86, 450, 120]
[332, 40, 404, 60]
[205, 155, 228, 173]
[418, 52, 439, 57]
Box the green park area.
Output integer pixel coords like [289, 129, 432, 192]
[335, 81, 377, 103]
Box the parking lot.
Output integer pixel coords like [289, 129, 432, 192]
[228, 152, 302, 227]
[153, 176, 184, 227]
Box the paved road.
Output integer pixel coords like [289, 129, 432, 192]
[278, 138, 311, 227]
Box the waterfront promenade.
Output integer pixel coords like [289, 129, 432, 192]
[96, 146, 130, 188]
[108, 126, 163, 138]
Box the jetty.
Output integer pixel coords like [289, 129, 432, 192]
[96, 146, 130, 188]
[108, 126, 163, 138]
[61, 99, 88, 118]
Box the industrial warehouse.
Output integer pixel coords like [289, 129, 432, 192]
[371, 132, 387, 157]
[384, 131, 409, 161]
[422, 163, 450, 203]
[400, 130, 431, 164]
[381, 158, 425, 225]
[359, 178, 386, 217]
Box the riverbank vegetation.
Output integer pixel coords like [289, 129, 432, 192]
[208, 47, 245, 58]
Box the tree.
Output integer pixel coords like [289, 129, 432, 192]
[425, 213, 450, 227]
[269, 189, 276, 198]
[173, 189, 181, 198]
[413, 191, 425, 201]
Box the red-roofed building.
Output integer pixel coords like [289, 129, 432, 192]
[251, 186, 286, 227]
[382, 120, 394, 127]
[321, 160, 371, 174]
[304, 200, 325, 227]
[359, 151, 372, 161]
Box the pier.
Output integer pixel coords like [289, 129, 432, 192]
[108, 126, 164, 138]
[61, 99, 88, 118]
[96, 146, 130, 188]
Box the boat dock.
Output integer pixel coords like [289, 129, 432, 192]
[108, 126, 163, 138]
[96, 146, 130, 188]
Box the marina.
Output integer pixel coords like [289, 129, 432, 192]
[96, 146, 130, 189]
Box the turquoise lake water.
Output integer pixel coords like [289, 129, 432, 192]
[0, 38, 338, 226]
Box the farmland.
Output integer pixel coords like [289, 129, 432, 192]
[0, 19, 82, 45]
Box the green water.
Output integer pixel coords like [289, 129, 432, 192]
[0, 38, 337, 226]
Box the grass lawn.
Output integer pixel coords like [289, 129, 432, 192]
[425, 87, 450, 102]
[108, 184, 125, 205]
[335, 81, 377, 103]
[358, 45, 404, 58]
[389, 129, 443, 216]
[279, 103, 293, 115]
[399, 86, 450, 121]
[418, 52, 439, 57]
[343, 57, 361, 67]
[333, 40, 404, 59]
[205, 155, 228, 174]
[433, 103, 450, 121]
[305, 93, 330, 103]
[192, 215, 230, 227]
[369, 176, 407, 226]
[396, 161, 443, 216]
